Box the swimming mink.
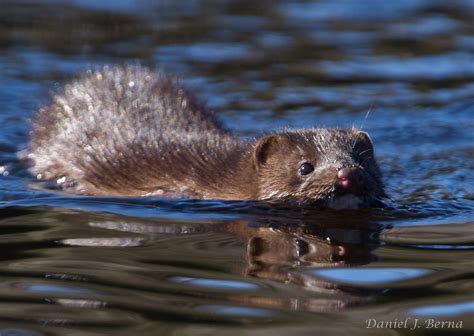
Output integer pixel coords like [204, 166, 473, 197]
[27, 66, 386, 209]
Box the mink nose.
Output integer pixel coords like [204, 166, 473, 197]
[336, 167, 364, 194]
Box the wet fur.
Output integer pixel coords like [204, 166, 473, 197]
[28, 65, 386, 207]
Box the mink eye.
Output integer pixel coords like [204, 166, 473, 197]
[298, 162, 314, 176]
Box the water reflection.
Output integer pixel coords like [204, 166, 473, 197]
[311, 268, 431, 286]
[43, 208, 383, 314]
[0, 198, 470, 325]
[410, 301, 474, 317]
[3, 205, 460, 321]
[0, 201, 472, 329]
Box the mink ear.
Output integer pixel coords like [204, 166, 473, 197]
[253, 134, 282, 170]
[355, 131, 374, 148]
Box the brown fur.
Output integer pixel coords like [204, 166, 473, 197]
[27, 65, 386, 207]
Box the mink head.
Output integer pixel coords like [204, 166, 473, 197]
[252, 128, 387, 209]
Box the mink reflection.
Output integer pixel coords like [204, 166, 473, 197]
[60, 213, 380, 313]
[233, 221, 377, 281]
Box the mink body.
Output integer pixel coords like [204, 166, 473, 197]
[28, 66, 386, 209]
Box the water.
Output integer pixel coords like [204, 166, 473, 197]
[0, 0, 473, 335]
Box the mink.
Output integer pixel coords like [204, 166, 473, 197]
[27, 65, 386, 209]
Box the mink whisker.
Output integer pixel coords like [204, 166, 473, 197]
[352, 106, 373, 150]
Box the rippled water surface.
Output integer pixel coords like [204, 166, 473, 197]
[0, 0, 473, 335]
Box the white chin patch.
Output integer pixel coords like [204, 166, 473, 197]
[327, 195, 363, 210]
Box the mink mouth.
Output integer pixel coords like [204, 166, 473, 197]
[326, 194, 370, 210]
[292, 193, 386, 209]
[326, 193, 387, 209]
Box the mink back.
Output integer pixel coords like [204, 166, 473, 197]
[27, 65, 232, 194]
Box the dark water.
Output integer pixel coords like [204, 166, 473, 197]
[0, 0, 473, 335]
